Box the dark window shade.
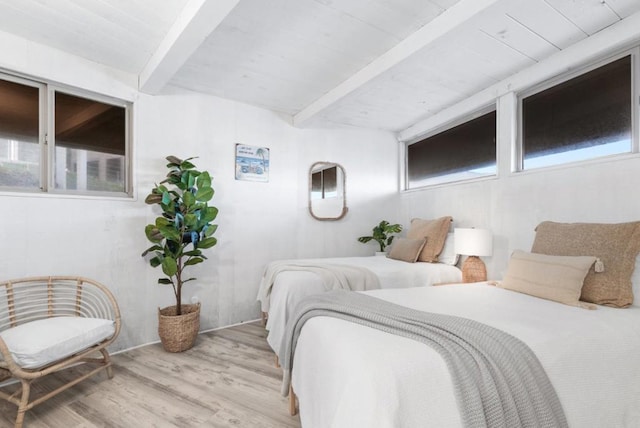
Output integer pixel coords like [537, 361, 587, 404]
[407, 110, 496, 186]
[55, 92, 126, 156]
[311, 171, 322, 194]
[522, 55, 631, 162]
[311, 166, 337, 198]
[0, 78, 40, 188]
[0, 79, 39, 142]
[322, 166, 337, 196]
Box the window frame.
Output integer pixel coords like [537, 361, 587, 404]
[515, 47, 639, 173]
[0, 73, 47, 192]
[0, 71, 133, 198]
[402, 104, 498, 191]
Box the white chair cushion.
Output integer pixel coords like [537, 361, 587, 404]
[0, 317, 115, 369]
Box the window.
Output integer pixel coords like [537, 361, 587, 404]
[0, 73, 131, 196]
[520, 54, 633, 170]
[0, 77, 41, 189]
[405, 109, 497, 189]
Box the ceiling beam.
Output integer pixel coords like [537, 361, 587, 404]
[293, 0, 502, 127]
[139, 0, 240, 94]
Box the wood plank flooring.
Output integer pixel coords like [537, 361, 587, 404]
[0, 322, 301, 428]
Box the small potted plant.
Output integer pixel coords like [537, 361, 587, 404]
[142, 155, 218, 352]
[357, 220, 402, 255]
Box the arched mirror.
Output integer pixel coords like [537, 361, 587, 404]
[309, 162, 348, 221]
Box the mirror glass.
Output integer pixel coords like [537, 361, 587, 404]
[309, 162, 347, 220]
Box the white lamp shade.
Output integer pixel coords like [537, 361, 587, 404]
[454, 228, 492, 257]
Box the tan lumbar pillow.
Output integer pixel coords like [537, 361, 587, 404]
[499, 250, 596, 308]
[406, 216, 452, 263]
[387, 238, 427, 263]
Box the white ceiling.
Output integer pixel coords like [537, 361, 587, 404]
[0, 0, 638, 132]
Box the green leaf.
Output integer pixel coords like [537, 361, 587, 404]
[202, 206, 218, 222]
[174, 180, 187, 191]
[161, 191, 172, 205]
[165, 171, 181, 184]
[155, 217, 171, 227]
[158, 225, 181, 242]
[158, 278, 173, 285]
[183, 249, 202, 257]
[145, 225, 164, 243]
[166, 155, 183, 166]
[198, 237, 217, 249]
[195, 187, 214, 202]
[185, 257, 204, 266]
[188, 172, 196, 189]
[141, 245, 163, 257]
[150, 256, 162, 267]
[357, 236, 373, 244]
[184, 213, 197, 227]
[183, 190, 195, 207]
[144, 193, 162, 204]
[196, 171, 211, 189]
[204, 224, 217, 237]
[181, 160, 196, 170]
[161, 257, 178, 276]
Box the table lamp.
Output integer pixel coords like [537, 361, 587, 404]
[454, 228, 492, 283]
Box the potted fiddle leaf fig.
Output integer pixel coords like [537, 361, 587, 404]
[358, 220, 402, 255]
[142, 155, 218, 352]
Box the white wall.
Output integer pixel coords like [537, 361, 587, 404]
[0, 36, 399, 351]
[398, 13, 640, 280]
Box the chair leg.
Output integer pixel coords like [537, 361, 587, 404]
[15, 380, 31, 428]
[289, 384, 297, 416]
[100, 348, 114, 379]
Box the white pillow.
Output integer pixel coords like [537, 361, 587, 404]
[632, 254, 640, 307]
[438, 233, 459, 265]
[0, 317, 115, 369]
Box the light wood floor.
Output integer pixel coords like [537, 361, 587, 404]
[0, 322, 301, 428]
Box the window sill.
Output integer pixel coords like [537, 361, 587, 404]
[401, 173, 498, 193]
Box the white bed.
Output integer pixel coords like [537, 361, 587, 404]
[260, 256, 462, 353]
[290, 284, 640, 428]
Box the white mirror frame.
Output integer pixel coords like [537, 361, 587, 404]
[308, 161, 348, 221]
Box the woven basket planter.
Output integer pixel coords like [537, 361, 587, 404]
[158, 302, 201, 352]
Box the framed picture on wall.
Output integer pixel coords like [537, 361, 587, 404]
[235, 144, 269, 182]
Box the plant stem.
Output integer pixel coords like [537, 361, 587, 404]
[176, 256, 183, 315]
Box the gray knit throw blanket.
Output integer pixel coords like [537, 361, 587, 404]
[280, 290, 568, 428]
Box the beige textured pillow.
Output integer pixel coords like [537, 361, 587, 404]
[387, 238, 427, 263]
[406, 216, 452, 262]
[499, 250, 596, 307]
[531, 221, 640, 308]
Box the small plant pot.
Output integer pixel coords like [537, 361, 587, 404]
[375, 251, 388, 257]
[158, 302, 200, 352]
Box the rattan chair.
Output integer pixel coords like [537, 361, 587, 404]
[0, 276, 121, 428]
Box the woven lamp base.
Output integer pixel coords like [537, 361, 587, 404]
[461, 256, 487, 283]
[158, 302, 201, 353]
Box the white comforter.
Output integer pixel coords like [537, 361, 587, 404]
[291, 284, 640, 428]
[262, 256, 461, 353]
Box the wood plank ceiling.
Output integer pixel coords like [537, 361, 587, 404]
[0, 0, 638, 132]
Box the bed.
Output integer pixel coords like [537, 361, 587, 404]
[260, 255, 462, 353]
[289, 284, 640, 428]
[285, 221, 640, 428]
[257, 216, 461, 354]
